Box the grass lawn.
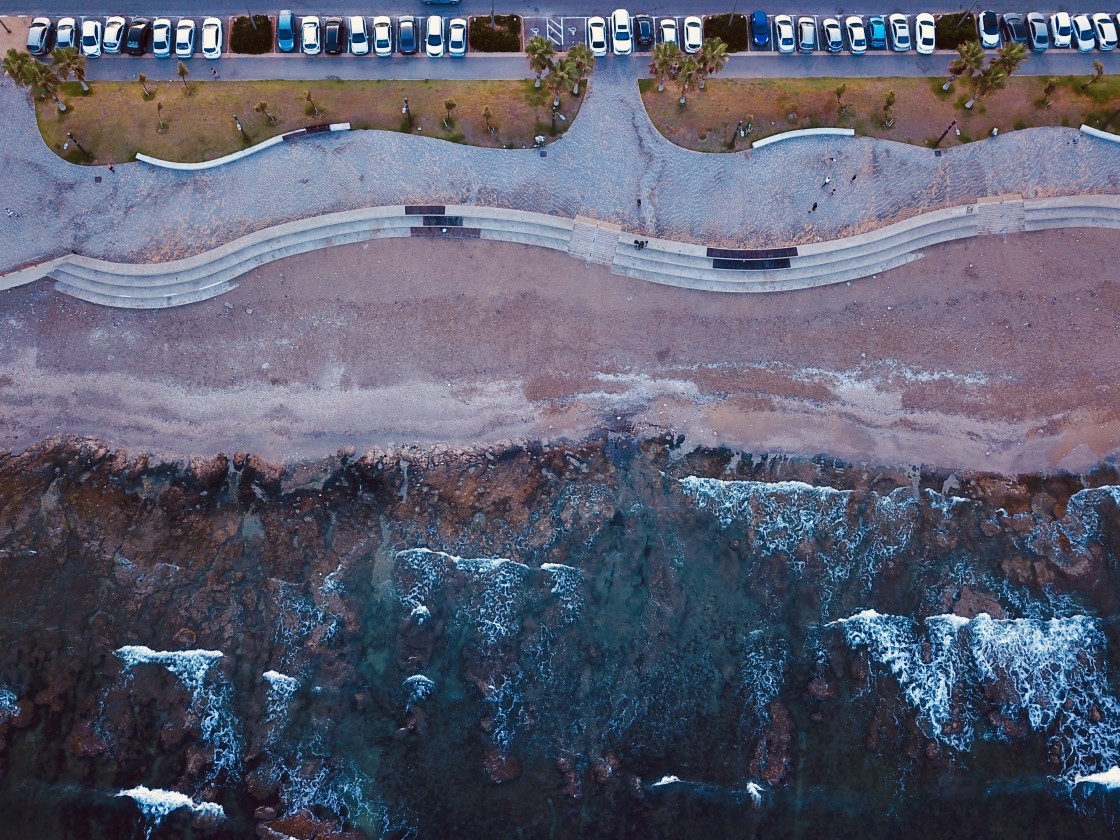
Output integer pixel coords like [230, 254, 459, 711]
[641, 75, 1120, 151]
[38, 77, 585, 164]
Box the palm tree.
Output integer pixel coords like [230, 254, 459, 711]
[546, 57, 575, 107]
[649, 41, 682, 93]
[482, 104, 495, 134]
[882, 89, 896, 127]
[1081, 60, 1105, 90]
[137, 72, 151, 98]
[695, 37, 728, 90]
[255, 101, 276, 125]
[3, 48, 34, 86]
[157, 101, 165, 132]
[1040, 76, 1058, 109]
[176, 61, 191, 95]
[992, 41, 1028, 77]
[305, 90, 320, 117]
[835, 82, 849, 117]
[566, 43, 595, 95]
[965, 64, 1007, 109]
[945, 40, 984, 91]
[677, 56, 700, 105]
[28, 61, 65, 110]
[51, 46, 88, 91]
[443, 97, 456, 126]
[525, 35, 555, 89]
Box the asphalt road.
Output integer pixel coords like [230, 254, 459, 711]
[73, 47, 1120, 82]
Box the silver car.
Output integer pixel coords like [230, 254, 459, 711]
[845, 15, 867, 54]
[56, 17, 77, 49]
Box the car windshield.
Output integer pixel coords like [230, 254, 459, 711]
[427, 32, 439, 45]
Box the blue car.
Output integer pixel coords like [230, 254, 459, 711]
[277, 9, 296, 52]
[867, 15, 887, 49]
[751, 11, 770, 47]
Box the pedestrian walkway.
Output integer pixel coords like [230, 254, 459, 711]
[1, 57, 1119, 283]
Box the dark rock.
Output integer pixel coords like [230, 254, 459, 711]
[254, 806, 277, 821]
[172, 627, 197, 648]
[952, 585, 1006, 620]
[483, 748, 522, 784]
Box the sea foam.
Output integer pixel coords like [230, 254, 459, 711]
[0, 688, 19, 719]
[263, 670, 300, 724]
[116, 786, 224, 839]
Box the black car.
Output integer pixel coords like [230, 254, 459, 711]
[1000, 13, 1028, 44]
[277, 9, 297, 52]
[324, 17, 346, 54]
[124, 17, 151, 55]
[398, 15, 418, 54]
[634, 14, 654, 48]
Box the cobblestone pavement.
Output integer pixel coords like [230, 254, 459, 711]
[2, 56, 1119, 271]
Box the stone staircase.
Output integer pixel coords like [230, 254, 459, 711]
[568, 215, 621, 267]
[975, 197, 1026, 236]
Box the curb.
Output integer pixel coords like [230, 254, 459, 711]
[751, 127, 855, 149]
[136, 123, 351, 170]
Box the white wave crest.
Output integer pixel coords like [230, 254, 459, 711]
[1029, 486, 1120, 562]
[0, 688, 19, 719]
[116, 786, 224, 839]
[1074, 767, 1120, 788]
[403, 674, 435, 711]
[263, 671, 300, 724]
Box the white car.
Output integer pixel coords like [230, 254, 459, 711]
[659, 17, 677, 44]
[887, 13, 910, 51]
[683, 15, 703, 53]
[56, 17, 77, 49]
[1091, 13, 1117, 50]
[175, 19, 195, 58]
[152, 17, 172, 58]
[302, 16, 321, 54]
[845, 15, 867, 54]
[425, 15, 443, 57]
[1049, 11, 1072, 47]
[774, 14, 795, 53]
[81, 19, 103, 58]
[102, 16, 126, 54]
[448, 17, 467, 57]
[611, 9, 632, 54]
[349, 16, 369, 54]
[1072, 14, 1095, 51]
[821, 17, 843, 51]
[587, 16, 608, 56]
[915, 13, 935, 54]
[201, 17, 222, 59]
[373, 15, 393, 56]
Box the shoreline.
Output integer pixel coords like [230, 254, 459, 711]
[1, 229, 1118, 473]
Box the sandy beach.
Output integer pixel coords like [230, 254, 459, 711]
[1, 227, 1118, 472]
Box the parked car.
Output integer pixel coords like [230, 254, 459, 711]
[683, 16, 703, 52]
[867, 15, 887, 49]
[1000, 13, 1027, 45]
[349, 16, 368, 54]
[373, 16, 393, 56]
[398, 15, 417, 54]
[81, 19, 103, 58]
[1091, 13, 1117, 49]
[448, 17, 467, 56]
[915, 13, 935, 54]
[26, 16, 52, 55]
[1049, 11, 1072, 47]
[324, 17, 345, 54]
[659, 17, 677, 45]
[821, 17, 843, 52]
[277, 9, 297, 52]
[425, 15, 444, 57]
[978, 10, 1000, 48]
[611, 9, 633, 55]
[797, 16, 816, 52]
[1025, 12, 1049, 50]
[201, 17, 222, 58]
[774, 14, 795, 53]
[103, 16, 126, 53]
[887, 13, 910, 51]
[845, 15, 867, 54]
[750, 11, 769, 48]
[152, 18, 172, 58]
[587, 16, 608, 56]
[301, 16, 321, 54]
[125, 18, 151, 55]
[175, 19, 196, 58]
[1071, 13, 1094, 51]
[635, 14, 654, 48]
[56, 17, 77, 49]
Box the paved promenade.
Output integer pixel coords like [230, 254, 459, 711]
[1, 55, 1119, 275]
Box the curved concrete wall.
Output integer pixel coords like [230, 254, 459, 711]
[751, 127, 855, 149]
[136, 123, 352, 171]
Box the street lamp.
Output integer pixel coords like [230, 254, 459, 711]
[933, 119, 957, 148]
[233, 114, 243, 133]
[729, 119, 743, 149]
[66, 131, 90, 158]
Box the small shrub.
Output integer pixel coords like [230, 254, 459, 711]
[230, 15, 273, 54]
[935, 12, 975, 51]
[468, 15, 521, 52]
[1012, 118, 1028, 130]
[702, 14, 747, 52]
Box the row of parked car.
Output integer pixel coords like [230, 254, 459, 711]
[978, 11, 1119, 51]
[275, 12, 466, 56]
[769, 13, 937, 54]
[586, 12, 705, 56]
[26, 15, 223, 58]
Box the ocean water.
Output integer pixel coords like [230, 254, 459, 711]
[1, 442, 1120, 838]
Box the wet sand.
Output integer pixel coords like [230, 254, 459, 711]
[1, 227, 1118, 472]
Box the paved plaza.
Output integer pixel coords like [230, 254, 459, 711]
[2, 55, 1120, 275]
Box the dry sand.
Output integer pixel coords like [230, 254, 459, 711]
[1, 228, 1118, 472]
